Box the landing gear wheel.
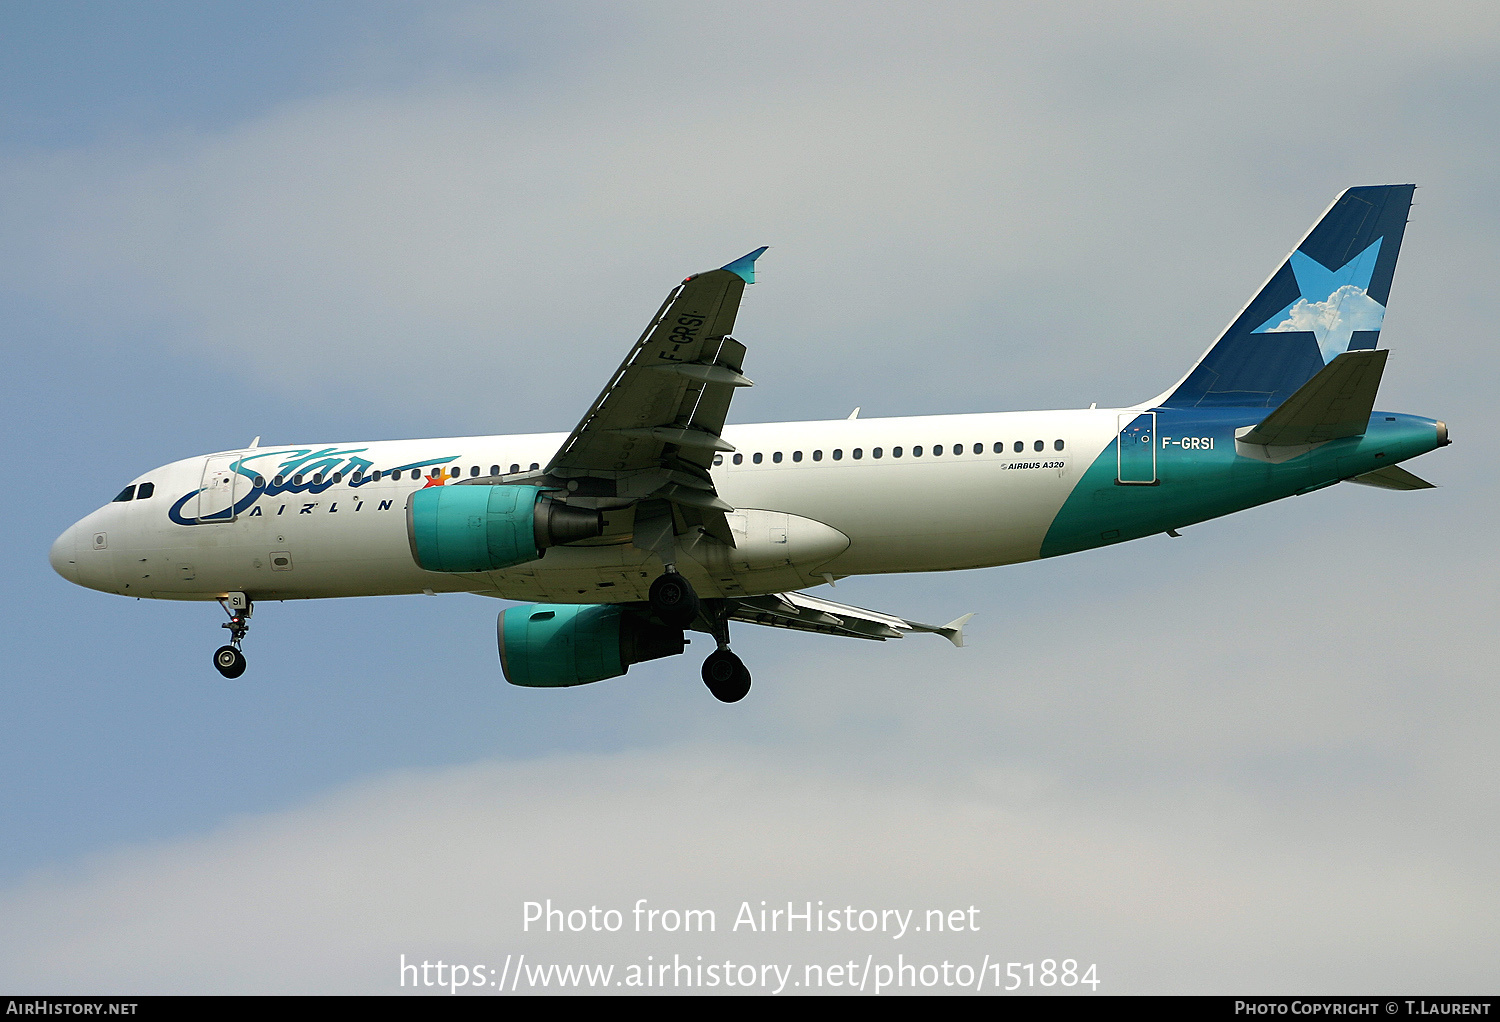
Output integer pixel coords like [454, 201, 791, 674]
[213, 645, 247, 679]
[650, 571, 700, 629]
[702, 649, 751, 703]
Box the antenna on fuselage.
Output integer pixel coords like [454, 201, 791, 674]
[247, 436, 261, 449]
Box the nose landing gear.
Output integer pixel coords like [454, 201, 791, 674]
[213, 644, 246, 678]
[213, 593, 252, 679]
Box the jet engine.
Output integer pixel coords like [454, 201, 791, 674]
[407, 485, 603, 572]
[497, 603, 686, 687]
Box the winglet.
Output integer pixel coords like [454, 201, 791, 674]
[721, 247, 769, 283]
[937, 613, 975, 648]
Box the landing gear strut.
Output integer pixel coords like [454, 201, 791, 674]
[699, 603, 751, 703]
[214, 593, 252, 679]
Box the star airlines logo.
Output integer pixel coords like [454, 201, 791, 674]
[166, 448, 461, 525]
[1253, 238, 1386, 363]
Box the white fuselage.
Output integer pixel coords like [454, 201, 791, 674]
[51, 409, 1120, 605]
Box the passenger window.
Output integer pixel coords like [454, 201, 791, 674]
[529, 463, 539, 471]
[973, 443, 982, 455]
[933, 445, 943, 456]
[873, 447, 883, 459]
[510, 464, 520, 474]
[350, 472, 361, 484]
[313, 472, 323, 484]
[1034, 440, 1044, 452]
[813, 450, 823, 461]
[993, 442, 1003, 454]
[332, 471, 342, 483]
[490, 465, 500, 476]
[793, 451, 803, 462]
[893, 447, 903, 458]
[833, 449, 843, 461]
[952, 444, 962, 456]
[913, 446, 923, 457]
[371, 470, 382, 482]
[112, 485, 136, 502]
[773, 452, 783, 463]
[251, 477, 264, 488]
[753, 453, 763, 464]
[293, 474, 304, 485]
[449, 467, 459, 478]
[1014, 441, 1024, 453]
[470, 466, 480, 477]
[733, 453, 743, 465]
[713, 455, 723, 466]
[852, 448, 863, 460]
[1054, 439, 1065, 451]
[137, 482, 155, 499]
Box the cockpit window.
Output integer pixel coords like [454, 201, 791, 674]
[136, 482, 155, 499]
[112, 485, 136, 502]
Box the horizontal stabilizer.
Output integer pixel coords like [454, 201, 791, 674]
[1237, 349, 1387, 447]
[1345, 464, 1436, 490]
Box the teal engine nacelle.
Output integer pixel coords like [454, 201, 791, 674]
[406, 485, 603, 572]
[497, 603, 686, 687]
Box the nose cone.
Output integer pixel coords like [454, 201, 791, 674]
[50, 525, 80, 584]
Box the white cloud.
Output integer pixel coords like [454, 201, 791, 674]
[1267, 285, 1386, 361]
[5, 4, 1499, 425]
[0, 741, 1495, 995]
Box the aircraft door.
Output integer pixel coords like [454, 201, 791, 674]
[197, 455, 244, 522]
[1116, 412, 1157, 485]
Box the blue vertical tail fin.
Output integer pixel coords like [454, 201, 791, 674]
[1158, 185, 1414, 409]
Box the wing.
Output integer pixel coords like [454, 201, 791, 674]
[729, 591, 974, 647]
[542, 248, 767, 543]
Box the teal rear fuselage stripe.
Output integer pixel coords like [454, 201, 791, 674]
[1040, 410, 1442, 559]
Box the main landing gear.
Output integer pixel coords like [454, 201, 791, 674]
[653, 571, 752, 703]
[213, 592, 252, 679]
[648, 570, 700, 629]
[701, 648, 751, 703]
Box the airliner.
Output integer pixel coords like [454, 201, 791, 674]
[50, 185, 1448, 701]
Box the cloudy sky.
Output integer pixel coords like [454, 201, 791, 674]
[2, 0, 1497, 995]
